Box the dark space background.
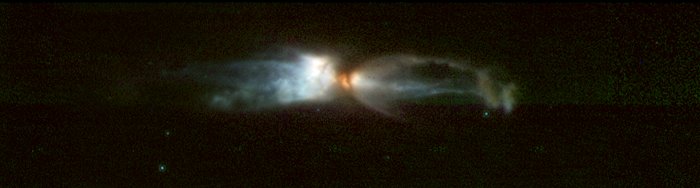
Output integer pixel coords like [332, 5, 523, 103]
[1, 3, 699, 187]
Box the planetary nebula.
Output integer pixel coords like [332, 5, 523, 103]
[169, 52, 516, 117]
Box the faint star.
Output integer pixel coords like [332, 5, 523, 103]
[164, 130, 172, 137]
[158, 163, 167, 172]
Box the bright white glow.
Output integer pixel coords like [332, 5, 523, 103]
[295, 54, 337, 102]
[180, 52, 339, 111]
[273, 54, 337, 104]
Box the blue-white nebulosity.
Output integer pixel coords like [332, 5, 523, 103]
[349, 54, 516, 117]
[169, 51, 516, 118]
[177, 53, 338, 111]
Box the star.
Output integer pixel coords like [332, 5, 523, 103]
[158, 163, 167, 173]
[163, 130, 172, 137]
[482, 111, 490, 118]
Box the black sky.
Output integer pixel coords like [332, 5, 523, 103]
[3, 4, 700, 187]
[2, 4, 699, 107]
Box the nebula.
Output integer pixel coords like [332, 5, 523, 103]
[168, 51, 516, 117]
[347, 54, 517, 117]
[172, 53, 339, 111]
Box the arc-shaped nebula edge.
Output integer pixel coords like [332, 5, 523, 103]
[168, 51, 517, 117]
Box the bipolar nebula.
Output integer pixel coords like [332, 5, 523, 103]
[166, 50, 517, 119]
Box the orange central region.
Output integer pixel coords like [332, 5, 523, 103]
[337, 72, 352, 91]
